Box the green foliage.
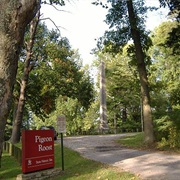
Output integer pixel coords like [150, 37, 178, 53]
[4, 22, 94, 140]
[119, 120, 141, 132]
[118, 131, 180, 151]
[165, 24, 180, 55]
[168, 127, 180, 148]
[159, 0, 180, 20]
[157, 127, 180, 150]
[154, 115, 173, 140]
[83, 99, 100, 133]
[154, 106, 180, 148]
[95, 0, 154, 55]
[16, 23, 94, 118]
[148, 20, 180, 147]
[32, 94, 94, 135]
[94, 52, 141, 132]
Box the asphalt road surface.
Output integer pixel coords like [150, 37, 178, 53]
[59, 134, 180, 180]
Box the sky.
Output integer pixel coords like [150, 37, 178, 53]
[41, 0, 168, 66]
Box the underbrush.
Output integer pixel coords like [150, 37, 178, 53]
[117, 132, 180, 153]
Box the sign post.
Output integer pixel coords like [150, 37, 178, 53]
[60, 132, 64, 171]
[57, 115, 66, 171]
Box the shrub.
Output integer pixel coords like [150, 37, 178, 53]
[154, 106, 180, 149]
[168, 127, 180, 148]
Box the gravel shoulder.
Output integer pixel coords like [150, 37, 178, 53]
[59, 134, 180, 180]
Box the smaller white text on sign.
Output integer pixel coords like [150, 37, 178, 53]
[57, 115, 66, 133]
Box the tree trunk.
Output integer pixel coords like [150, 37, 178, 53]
[10, 11, 40, 144]
[126, 0, 155, 144]
[122, 107, 127, 122]
[0, 0, 40, 166]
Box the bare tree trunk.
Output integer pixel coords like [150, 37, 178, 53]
[127, 0, 155, 144]
[0, 0, 40, 166]
[10, 11, 40, 144]
[122, 107, 127, 122]
[99, 61, 109, 132]
[114, 114, 117, 134]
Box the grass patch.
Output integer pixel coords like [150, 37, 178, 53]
[0, 152, 21, 180]
[117, 133, 145, 148]
[1, 143, 139, 180]
[117, 133, 180, 154]
[54, 144, 139, 180]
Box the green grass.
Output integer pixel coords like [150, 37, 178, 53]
[1, 152, 22, 180]
[117, 133, 180, 153]
[1, 143, 140, 180]
[117, 133, 145, 148]
[54, 144, 139, 180]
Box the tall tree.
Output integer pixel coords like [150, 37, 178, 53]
[127, 0, 154, 144]
[10, 11, 40, 144]
[159, 0, 180, 55]
[0, 0, 40, 166]
[0, 0, 67, 166]
[159, 0, 180, 20]
[149, 20, 180, 112]
[101, 52, 141, 132]
[93, 0, 155, 143]
[149, 20, 180, 146]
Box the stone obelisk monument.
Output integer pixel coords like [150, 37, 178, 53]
[99, 61, 109, 132]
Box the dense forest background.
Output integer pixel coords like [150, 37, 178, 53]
[0, 0, 179, 162]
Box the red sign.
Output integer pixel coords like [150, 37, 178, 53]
[22, 130, 54, 173]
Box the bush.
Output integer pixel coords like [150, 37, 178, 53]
[168, 127, 180, 148]
[120, 120, 141, 132]
[154, 115, 172, 141]
[154, 106, 180, 149]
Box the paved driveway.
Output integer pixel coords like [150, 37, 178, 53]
[60, 134, 180, 180]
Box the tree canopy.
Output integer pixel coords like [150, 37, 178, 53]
[6, 22, 94, 140]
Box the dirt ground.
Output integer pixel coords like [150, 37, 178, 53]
[59, 134, 180, 180]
